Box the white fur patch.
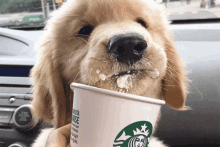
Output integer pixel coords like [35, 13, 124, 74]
[148, 137, 169, 147]
[31, 128, 54, 147]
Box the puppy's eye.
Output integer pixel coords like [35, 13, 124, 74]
[77, 25, 94, 38]
[136, 18, 147, 28]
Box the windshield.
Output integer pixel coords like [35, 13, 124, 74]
[0, 0, 220, 29]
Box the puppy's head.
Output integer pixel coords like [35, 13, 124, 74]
[31, 0, 189, 128]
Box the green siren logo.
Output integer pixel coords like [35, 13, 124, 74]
[113, 121, 153, 147]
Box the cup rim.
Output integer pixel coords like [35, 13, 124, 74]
[70, 82, 166, 105]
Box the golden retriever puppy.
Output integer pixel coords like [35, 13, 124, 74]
[31, 0, 189, 146]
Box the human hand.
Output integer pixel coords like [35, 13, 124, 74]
[46, 123, 71, 147]
[55, 0, 63, 5]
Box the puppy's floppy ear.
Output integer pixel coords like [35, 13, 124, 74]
[30, 36, 66, 128]
[162, 32, 190, 111]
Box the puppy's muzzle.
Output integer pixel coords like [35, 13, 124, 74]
[107, 33, 147, 65]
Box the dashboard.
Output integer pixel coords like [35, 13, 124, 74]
[0, 23, 220, 147]
[0, 28, 49, 147]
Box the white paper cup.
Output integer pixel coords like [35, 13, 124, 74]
[70, 82, 165, 147]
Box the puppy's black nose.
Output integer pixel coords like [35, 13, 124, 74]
[107, 33, 147, 65]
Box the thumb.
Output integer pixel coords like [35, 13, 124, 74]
[46, 123, 71, 147]
[57, 123, 72, 141]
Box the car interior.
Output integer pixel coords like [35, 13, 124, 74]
[0, 0, 219, 147]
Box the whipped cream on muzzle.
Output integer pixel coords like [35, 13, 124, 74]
[96, 69, 160, 90]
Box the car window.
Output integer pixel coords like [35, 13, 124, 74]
[0, 0, 220, 29]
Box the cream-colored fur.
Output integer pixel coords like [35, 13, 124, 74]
[30, 0, 190, 146]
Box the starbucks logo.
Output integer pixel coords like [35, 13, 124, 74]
[113, 121, 153, 147]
